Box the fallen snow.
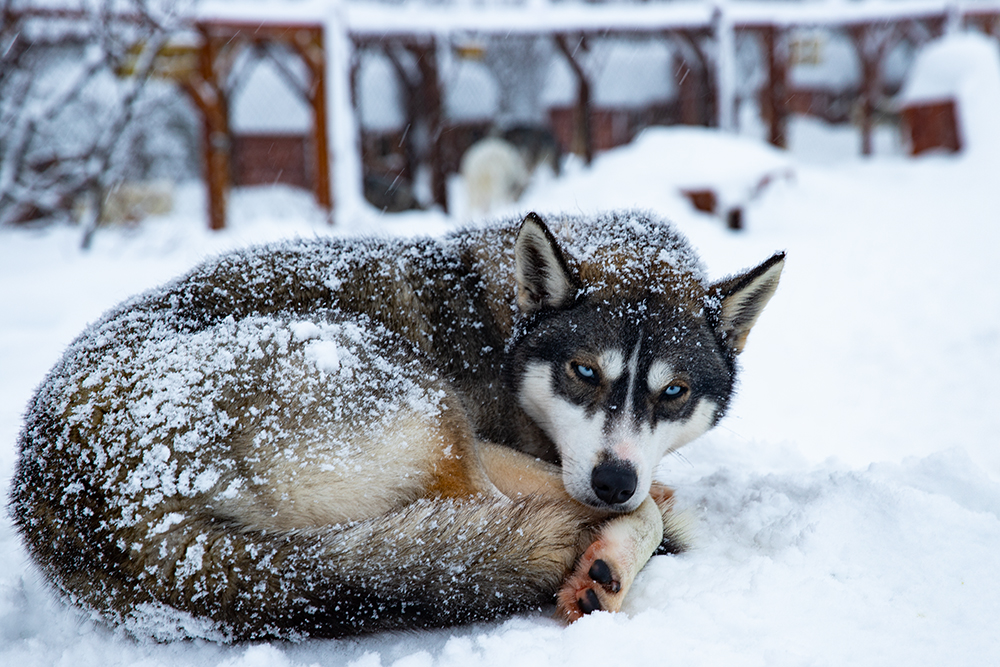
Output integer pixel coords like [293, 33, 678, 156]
[520, 127, 793, 215]
[2, 116, 999, 664]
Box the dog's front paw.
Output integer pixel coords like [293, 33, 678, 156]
[555, 540, 623, 622]
[556, 496, 665, 623]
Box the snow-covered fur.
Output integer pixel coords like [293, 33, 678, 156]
[8, 211, 783, 641]
[460, 137, 532, 217]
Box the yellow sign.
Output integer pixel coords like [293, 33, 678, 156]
[117, 41, 199, 80]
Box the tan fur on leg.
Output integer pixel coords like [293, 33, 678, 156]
[475, 441, 679, 622]
[474, 441, 589, 506]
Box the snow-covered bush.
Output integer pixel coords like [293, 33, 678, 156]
[0, 0, 196, 228]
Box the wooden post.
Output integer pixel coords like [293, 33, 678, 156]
[412, 40, 447, 212]
[293, 26, 333, 215]
[198, 24, 230, 231]
[676, 55, 699, 126]
[849, 25, 874, 156]
[554, 34, 593, 165]
[848, 23, 897, 157]
[384, 42, 422, 184]
[761, 25, 788, 149]
[183, 21, 337, 230]
[676, 30, 716, 127]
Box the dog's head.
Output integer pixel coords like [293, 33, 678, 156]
[509, 212, 784, 512]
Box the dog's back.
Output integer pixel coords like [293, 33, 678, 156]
[10, 227, 573, 639]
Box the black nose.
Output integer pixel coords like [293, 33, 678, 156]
[591, 461, 637, 505]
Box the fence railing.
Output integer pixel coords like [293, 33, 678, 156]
[9, 1, 1000, 227]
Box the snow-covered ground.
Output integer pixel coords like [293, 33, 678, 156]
[2, 116, 999, 665]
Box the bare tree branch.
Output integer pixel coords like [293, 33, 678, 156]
[0, 0, 184, 232]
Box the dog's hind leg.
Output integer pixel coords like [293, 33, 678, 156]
[117, 491, 596, 640]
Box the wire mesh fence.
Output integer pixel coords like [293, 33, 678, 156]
[352, 31, 710, 213]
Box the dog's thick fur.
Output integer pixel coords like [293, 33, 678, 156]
[9, 211, 783, 641]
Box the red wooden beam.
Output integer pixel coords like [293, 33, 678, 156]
[289, 27, 333, 213]
[554, 33, 594, 165]
[760, 26, 788, 149]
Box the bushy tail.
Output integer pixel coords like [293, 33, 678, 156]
[14, 477, 593, 641]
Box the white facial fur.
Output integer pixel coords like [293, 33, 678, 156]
[518, 355, 719, 512]
[598, 349, 625, 382]
[646, 360, 676, 394]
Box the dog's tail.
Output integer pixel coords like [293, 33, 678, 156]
[14, 482, 593, 641]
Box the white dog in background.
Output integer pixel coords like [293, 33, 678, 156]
[460, 137, 532, 218]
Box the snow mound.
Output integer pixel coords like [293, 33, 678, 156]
[899, 31, 1000, 156]
[521, 127, 792, 220]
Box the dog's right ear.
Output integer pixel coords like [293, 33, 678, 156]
[515, 212, 577, 314]
[710, 251, 785, 355]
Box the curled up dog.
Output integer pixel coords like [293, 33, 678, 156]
[9, 210, 784, 641]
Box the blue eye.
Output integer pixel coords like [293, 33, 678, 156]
[662, 384, 688, 400]
[574, 364, 600, 384]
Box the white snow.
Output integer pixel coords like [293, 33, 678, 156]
[3, 63, 1000, 667]
[305, 339, 343, 374]
[519, 126, 792, 215]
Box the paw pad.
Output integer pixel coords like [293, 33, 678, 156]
[577, 588, 602, 614]
[587, 559, 620, 593]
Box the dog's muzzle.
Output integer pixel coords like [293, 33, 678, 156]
[590, 460, 638, 506]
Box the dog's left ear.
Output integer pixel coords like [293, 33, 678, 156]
[711, 252, 785, 354]
[514, 212, 578, 314]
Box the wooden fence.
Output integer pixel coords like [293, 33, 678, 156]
[11, 2, 1000, 226]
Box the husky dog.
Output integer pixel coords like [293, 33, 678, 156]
[9, 211, 783, 641]
[503, 125, 563, 177]
[460, 137, 532, 217]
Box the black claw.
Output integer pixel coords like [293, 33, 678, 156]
[588, 559, 612, 583]
[654, 533, 687, 556]
[578, 588, 602, 614]
[588, 559, 620, 593]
